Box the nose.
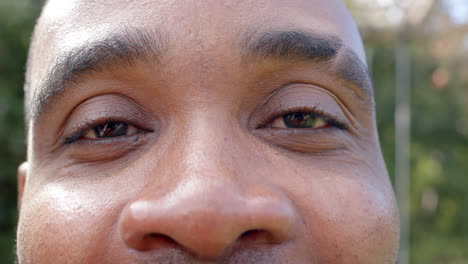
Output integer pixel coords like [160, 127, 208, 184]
[118, 177, 297, 259]
[118, 110, 298, 259]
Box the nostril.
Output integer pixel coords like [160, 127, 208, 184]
[143, 233, 177, 243]
[138, 233, 179, 251]
[239, 229, 275, 244]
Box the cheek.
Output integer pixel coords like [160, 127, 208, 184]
[287, 169, 399, 263]
[17, 182, 125, 264]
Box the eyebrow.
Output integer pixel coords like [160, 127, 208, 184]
[31, 27, 168, 120]
[241, 30, 373, 97]
[31, 28, 372, 121]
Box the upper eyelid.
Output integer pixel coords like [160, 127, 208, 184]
[59, 93, 155, 135]
[250, 83, 349, 128]
[61, 96, 156, 145]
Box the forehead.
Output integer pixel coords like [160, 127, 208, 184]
[30, 0, 365, 98]
[42, 0, 357, 30]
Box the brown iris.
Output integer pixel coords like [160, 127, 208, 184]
[271, 112, 328, 129]
[93, 122, 129, 138]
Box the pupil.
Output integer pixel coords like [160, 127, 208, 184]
[94, 122, 128, 138]
[283, 112, 316, 128]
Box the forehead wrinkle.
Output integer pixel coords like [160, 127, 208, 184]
[30, 26, 168, 121]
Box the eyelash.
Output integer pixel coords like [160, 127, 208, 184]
[261, 106, 347, 130]
[63, 106, 346, 145]
[63, 117, 142, 144]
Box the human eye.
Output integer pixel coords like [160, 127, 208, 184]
[264, 107, 347, 130]
[271, 112, 326, 129]
[54, 94, 157, 163]
[254, 107, 349, 154]
[81, 121, 137, 140]
[251, 83, 351, 153]
[64, 119, 143, 144]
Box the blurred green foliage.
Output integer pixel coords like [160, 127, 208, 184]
[369, 36, 468, 263]
[0, 0, 44, 262]
[0, 0, 467, 263]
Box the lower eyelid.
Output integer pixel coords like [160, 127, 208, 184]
[252, 128, 348, 154]
[65, 133, 149, 163]
[69, 130, 148, 146]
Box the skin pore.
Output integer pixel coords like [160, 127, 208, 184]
[17, 0, 400, 263]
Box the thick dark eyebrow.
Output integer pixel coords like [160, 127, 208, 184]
[241, 30, 373, 97]
[31, 28, 371, 122]
[30, 27, 168, 120]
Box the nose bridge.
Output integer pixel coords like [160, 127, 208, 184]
[118, 109, 298, 258]
[167, 107, 241, 179]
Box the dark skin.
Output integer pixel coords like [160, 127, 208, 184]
[17, 0, 399, 263]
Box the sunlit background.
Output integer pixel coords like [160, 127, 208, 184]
[346, 0, 468, 263]
[1, 0, 467, 263]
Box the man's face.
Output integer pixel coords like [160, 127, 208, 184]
[17, 0, 399, 263]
